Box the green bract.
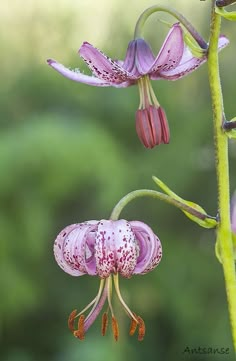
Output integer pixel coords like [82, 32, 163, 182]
[215, 7, 236, 21]
[152, 176, 217, 229]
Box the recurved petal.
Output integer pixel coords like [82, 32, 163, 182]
[54, 222, 98, 276]
[79, 42, 137, 85]
[135, 39, 155, 75]
[113, 220, 139, 278]
[94, 220, 116, 278]
[47, 59, 111, 86]
[153, 35, 229, 80]
[130, 221, 162, 274]
[149, 23, 184, 75]
[123, 40, 139, 76]
[54, 223, 86, 276]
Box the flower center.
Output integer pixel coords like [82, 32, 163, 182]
[68, 275, 145, 341]
[138, 75, 160, 109]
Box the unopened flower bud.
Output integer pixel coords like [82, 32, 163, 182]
[136, 105, 170, 149]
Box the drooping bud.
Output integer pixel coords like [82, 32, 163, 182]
[136, 105, 170, 148]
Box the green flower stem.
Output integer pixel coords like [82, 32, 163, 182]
[208, 3, 236, 351]
[110, 189, 211, 222]
[134, 5, 207, 49]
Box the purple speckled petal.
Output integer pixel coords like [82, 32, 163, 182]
[113, 220, 139, 278]
[79, 42, 137, 85]
[123, 40, 139, 76]
[135, 39, 155, 75]
[149, 23, 184, 75]
[54, 223, 86, 276]
[130, 221, 162, 274]
[54, 221, 99, 276]
[47, 59, 110, 86]
[94, 220, 116, 278]
[153, 35, 229, 80]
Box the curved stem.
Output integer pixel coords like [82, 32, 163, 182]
[110, 189, 212, 222]
[208, 2, 236, 351]
[134, 5, 207, 49]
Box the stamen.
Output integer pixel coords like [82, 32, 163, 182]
[129, 313, 138, 336]
[74, 314, 85, 340]
[138, 76, 160, 110]
[113, 274, 138, 322]
[85, 278, 105, 321]
[101, 312, 109, 336]
[137, 316, 146, 341]
[112, 316, 119, 341]
[107, 276, 115, 316]
[68, 309, 77, 333]
[84, 278, 108, 332]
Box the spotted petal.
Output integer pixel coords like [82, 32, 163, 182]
[47, 59, 110, 86]
[54, 223, 87, 276]
[79, 42, 137, 85]
[130, 221, 162, 274]
[113, 220, 139, 277]
[54, 221, 99, 276]
[152, 35, 229, 80]
[149, 23, 184, 75]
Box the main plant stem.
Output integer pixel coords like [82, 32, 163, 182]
[208, 3, 236, 351]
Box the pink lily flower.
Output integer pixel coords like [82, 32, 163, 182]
[53, 219, 162, 341]
[47, 23, 229, 148]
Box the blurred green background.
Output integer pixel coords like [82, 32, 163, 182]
[1, 0, 236, 360]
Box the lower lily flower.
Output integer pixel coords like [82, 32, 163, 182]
[54, 219, 162, 341]
[47, 23, 228, 148]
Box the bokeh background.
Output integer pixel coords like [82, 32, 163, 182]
[1, 0, 236, 360]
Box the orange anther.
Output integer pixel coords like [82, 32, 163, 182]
[68, 309, 77, 333]
[129, 316, 138, 336]
[137, 316, 145, 341]
[73, 314, 85, 340]
[101, 312, 109, 336]
[112, 316, 119, 341]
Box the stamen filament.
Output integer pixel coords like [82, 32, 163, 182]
[76, 297, 97, 318]
[148, 80, 160, 107]
[138, 76, 160, 110]
[84, 278, 108, 332]
[85, 278, 105, 320]
[107, 276, 115, 316]
[138, 79, 145, 109]
[113, 274, 138, 323]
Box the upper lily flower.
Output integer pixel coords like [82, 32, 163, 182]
[54, 219, 162, 341]
[47, 23, 229, 148]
